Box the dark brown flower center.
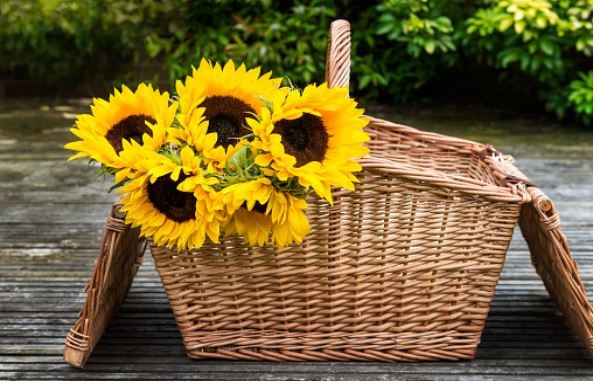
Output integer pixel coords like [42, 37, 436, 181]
[200, 96, 254, 148]
[273, 113, 329, 167]
[242, 201, 268, 214]
[147, 175, 196, 223]
[106, 114, 156, 153]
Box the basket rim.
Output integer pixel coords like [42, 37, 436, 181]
[361, 116, 531, 204]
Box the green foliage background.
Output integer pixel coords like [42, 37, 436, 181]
[0, 0, 592, 126]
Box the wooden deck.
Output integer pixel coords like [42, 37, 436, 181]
[0, 102, 592, 380]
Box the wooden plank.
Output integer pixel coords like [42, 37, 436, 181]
[1, 361, 593, 375]
[0, 371, 591, 381]
[3, 354, 591, 367]
[0, 203, 117, 224]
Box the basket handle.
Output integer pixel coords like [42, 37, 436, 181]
[325, 19, 351, 91]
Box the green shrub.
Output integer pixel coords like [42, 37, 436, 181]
[348, 0, 459, 102]
[0, 0, 592, 126]
[144, 0, 335, 87]
[547, 70, 593, 126]
[463, 0, 592, 124]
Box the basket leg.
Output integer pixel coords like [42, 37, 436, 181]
[63, 204, 146, 368]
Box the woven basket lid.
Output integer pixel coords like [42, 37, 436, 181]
[518, 187, 593, 352]
[488, 155, 593, 352]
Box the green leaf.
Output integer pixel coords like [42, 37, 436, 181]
[377, 73, 389, 86]
[499, 49, 520, 67]
[359, 74, 371, 89]
[540, 39, 555, 55]
[424, 40, 436, 54]
[108, 178, 128, 193]
[498, 18, 513, 31]
[377, 23, 395, 35]
[514, 21, 525, 34]
[434, 16, 453, 32]
[530, 57, 541, 72]
[444, 39, 456, 51]
[535, 16, 547, 29]
[576, 39, 588, 52]
[520, 54, 530, 71]
[378, 13, 395, 24]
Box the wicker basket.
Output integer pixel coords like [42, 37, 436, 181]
[64, 19, 592, 367]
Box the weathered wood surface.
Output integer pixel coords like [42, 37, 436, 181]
[0, 102, 592, 380]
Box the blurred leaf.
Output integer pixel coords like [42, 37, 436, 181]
[539, 39, 555, 55]
[424, 40, 436, 54]
[514, 20, 526, 33]
[499, 17, 513, 31]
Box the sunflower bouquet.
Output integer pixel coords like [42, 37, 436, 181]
[65, 59, 369, 251]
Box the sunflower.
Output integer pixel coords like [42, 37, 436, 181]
[176, 59, 285, 151]
[118, 145, 223, 250]
[221, 178, 310, 247]
[225, 208, 272, 247]
[250, 83, 370, 203]
[269, 191, 310, 248]
[65, 83, 177, 170]
[221, 178, 273, 246]
[166, 109, 227, 173]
